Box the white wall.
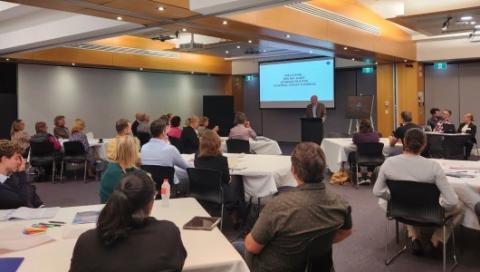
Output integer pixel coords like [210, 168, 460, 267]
[18, 64, 229, 138]
[417, 38, 480, 62]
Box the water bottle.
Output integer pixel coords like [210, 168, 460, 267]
[160, 178, 170, 207]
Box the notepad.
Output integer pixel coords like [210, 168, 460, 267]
[72, 211, 100, 224]
[0, 207, 60, 221]
[0, 224, 54, 253]
[0, 257, 24, 272]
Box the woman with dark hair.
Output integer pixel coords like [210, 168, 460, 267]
[70, 171, 187, 272]
[168, 116, 182, 139]
[373, 128, 463, 258]
[350, 119, 380, 184]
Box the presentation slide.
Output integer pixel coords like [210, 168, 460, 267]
[259, 58, 334, 108]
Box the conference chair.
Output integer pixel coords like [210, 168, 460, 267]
[29, 141, 56, 182]
[353, 142, 385, 188]
[137, 132, 151, 146]
[168, 136, 183, 153]
[384, 180, 458, 272]
[226, 139, 250, 154]
[305, 225, 343, 272]
[60, 141, 87, 182]
[186, 168, 225, 230]
[140, 165, 175, 195]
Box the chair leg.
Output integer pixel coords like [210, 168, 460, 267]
[83, 161, 87, 183]
[385, 219, 407, 265]
[451, 225, 458, 271]
[443, 226, 447, 272]
[60, 161, 64, 182]
[52, 163, 56, 183]
[355, 163, 360, 189]
[395, 221, 400, 244]
[220, 203, 224, 231]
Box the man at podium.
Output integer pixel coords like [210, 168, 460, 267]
[305, 95, 326, 122]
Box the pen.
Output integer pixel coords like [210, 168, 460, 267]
[49, 221, 66, 224]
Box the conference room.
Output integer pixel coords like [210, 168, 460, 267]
[1, 0, 480, 271]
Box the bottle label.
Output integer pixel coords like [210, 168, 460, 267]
[161, 188, 168, 195]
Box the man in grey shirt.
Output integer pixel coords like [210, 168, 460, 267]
[374, 128, 464, 257]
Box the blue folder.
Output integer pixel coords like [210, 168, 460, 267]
[0, 257, 24, 272]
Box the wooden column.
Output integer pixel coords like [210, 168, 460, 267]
[396, 62, 425, 125]
[376, 64, 394, 137]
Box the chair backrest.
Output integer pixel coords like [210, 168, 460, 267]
[226, 139, 250, 153]
[137, 132, 151, 146]
[386, 179, 444, 225]
[63, 141, 86, 157]
[168, 136, 183, 153]
[442, 135, 469, 160]
[140, 165, 175, 190]
[305, 225, 343, 272]
[186, 168, 223, 204]
[356, 142, 384, 158]
[29, 141, 55, 157]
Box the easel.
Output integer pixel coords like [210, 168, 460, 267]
[347, 95, 375, 135]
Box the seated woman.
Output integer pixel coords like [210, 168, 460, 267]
[100, 135, 141, 203]
[458, 113, 477, 159]
[197, 116, 219, 137]
[167, 116, 182, 139]
[181, 116, 200, 154]
[69, 118, 95, 177]
[10, 119, 30, 158]
[30, 121, 62, 152]
[350, 119, 380, 184]
[70, 171, 187, 272]
[229, 112, 256, 141]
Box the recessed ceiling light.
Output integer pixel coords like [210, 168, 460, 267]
[344, 46, 348, 50]
[5, 58, 9, 61]
[461, 16, 473, 21]
[191, 71, 194, 74]
[475, 25, 480, 29]
[157, 6, 165, 11]
[116, 16, 123, 21]
[375, 62, 378, 65]
[182, 28, 187, 32]
[471, 21, 476, 25]
[236, 45, 241, 49]
[285, 34, 291, 38]
[309, 50, 313, 54]
[351, 58, 355, 61]
[139, 67, 143, 71]
[248, 40, 252, 44]
[225, 50, 229, 54]
[71, 63, 76, 66]
[222, 20, 228, 25]
[404, 59, 408, 62]
[263, 49, 267, 53]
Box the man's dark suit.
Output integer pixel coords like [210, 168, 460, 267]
[305, 103, 327, 120]
[0, 172, 43, 209]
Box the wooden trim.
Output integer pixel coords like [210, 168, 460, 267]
[376, 64, 394, 137]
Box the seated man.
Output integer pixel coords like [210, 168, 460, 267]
[106, 118, 140, 162]
[427, 108, 442, 130]
[0, 140, 43, 209]
[390, 111, 419, 147]
[53, 115, 70, 139]
[243, 142, 352, 272]
[141, 119, 191, 184]
[374, 128, 464, 257]
[434, 109, 455, 133]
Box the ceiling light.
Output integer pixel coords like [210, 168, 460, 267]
[181, 28, 187, 32]
[222, 20, 228, 25]
[475, 25, 480, 29]
[471, 21, 476, 25]
[225, 50, 229, 54]
[375, 62, 378, 65]
[139, 68, 143, 71]
[157, 6, 165, 11]
[116, 16, 123, 21]
[403, 59, 407, 63]
[461, 16, 473, 21]
[248, 40, 252, 44]
[236, 45, 241, 49]
[191, 71, 194, 74]
[71, 63, 76, 66]
[285, 34, 291, 38]
[343, 46, 348, 50]
[263, 49, 267, 53]
[5, 58, 9, 61]
[351, 58, 355, 61]
[309, 50, 313, 54]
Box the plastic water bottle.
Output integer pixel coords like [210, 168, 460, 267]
[160, 178, 170, 207]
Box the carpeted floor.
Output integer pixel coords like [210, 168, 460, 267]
[32, 141, 480, 272]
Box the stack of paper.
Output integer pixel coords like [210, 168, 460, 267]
[0, 207, 60, 221]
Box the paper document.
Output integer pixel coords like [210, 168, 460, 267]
[0, 224, 54, 253]
[0, 207, 60, 221]
[73, 211, 100, 224]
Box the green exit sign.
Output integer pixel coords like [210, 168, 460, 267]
[434, 62, 447, 70]
[362, 67, 374, 74]
[244, 75, 254, 81]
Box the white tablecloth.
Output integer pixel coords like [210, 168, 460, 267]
[321, 138, 403, 172]
[0, 198, 249, 272]
[435, 159, 480, 231]
[59, 138, 109, 161]
[181, 153, 295, 198]
[220, 137, 282, 155]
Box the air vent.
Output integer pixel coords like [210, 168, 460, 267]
[286, 2, 381, 36]
[65, 43, 179, 59]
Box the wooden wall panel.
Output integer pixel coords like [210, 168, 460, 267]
[396, 62, 425, 125]
[376, 64, 394, 137]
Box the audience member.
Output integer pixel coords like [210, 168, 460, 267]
[53, 115, 70, 139]
[242, 142, 352, 271]
[389, 111, 419, 146]
[351, 119, 380, 184]
[10, 119, 30, 157]
[167, 116, 182, 139]
[458, 113, 477, 159]
[136, 114, 150, 134]
[69, 118, 95, 177]
[31, 121, 62, 152]
[100, 135, 140, 203]
[229, 112, 257, 141]
[434, 109, 454, 132]
[181, 116, 200, 154]
[198, 116, 219, 137]
[427, 108, 442, 130]
[131, 112, 142, 137]
[141, 119, 191, 178]
[70, 171, 186, 272]
[106, 118, 140, 162]
[374, 128, 464, 257]
[0, 140, 43, 209]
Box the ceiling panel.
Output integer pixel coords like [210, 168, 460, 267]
[79, 8, 155, 25]
[105, 0, 197, 20]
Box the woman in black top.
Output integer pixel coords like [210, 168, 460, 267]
[458, 113, 477, 159]
[181, 116, 200, 154]
[70, 172, 187, 272]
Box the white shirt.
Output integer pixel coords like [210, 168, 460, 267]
[461, 124, 470, 133]
[312, 104, 317, 118]
[0, 173, 8, 184]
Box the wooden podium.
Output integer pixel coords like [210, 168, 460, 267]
[301, 118, 324, 144]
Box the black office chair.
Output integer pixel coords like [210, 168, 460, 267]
[384, 180, 458, 272]
[137, 132, 151, 146]
[226, 139, 250, 154]
[29, 141, 56, 182]
[186, 168, 224, 229]
[168, 136, 183, 153]
[140, 165, 175, 196]
[305, 225, 343, 272]
[443, 135, 469, 160]
[353, 142, 385, 188]
[61, 141, 87, 182]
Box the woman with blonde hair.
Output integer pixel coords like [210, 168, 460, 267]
[181, 115, 200, 154]
[10, 119, 30, 157]
[69, 118, 95, 177]
[198, 116, 219, 137]
[458, 112, 477, 159]
[100, 135, 142, 203]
